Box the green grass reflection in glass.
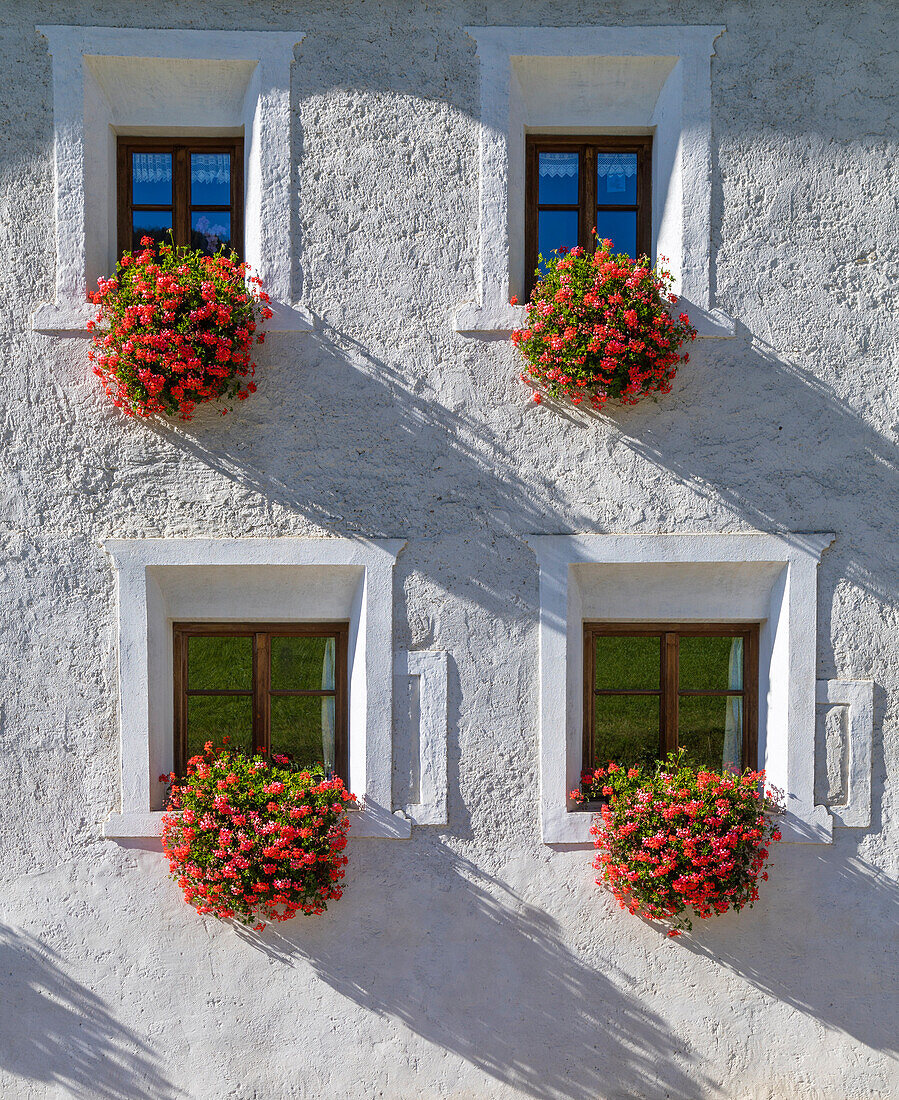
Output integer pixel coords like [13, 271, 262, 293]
[679, 636, 742, 691]
[186, 695, 253, 761]
[594, 695, 660, 769]
[187, 635, 252, 690]
[678, 695, 742, 771]
[594, 635, 660, 690]
[271, 695, 336, 772]
[271, 635, 334, 691]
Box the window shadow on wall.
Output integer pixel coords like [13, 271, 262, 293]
[671, 853, 899, 1058]
[235, 844, 720, 1100]
[0, 925, 181, 1100]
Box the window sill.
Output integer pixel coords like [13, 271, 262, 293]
[32, 299, 313, 337]
[452, 299, 736, 339]
[103, 803, 413, 841]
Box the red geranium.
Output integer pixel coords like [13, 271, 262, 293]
[87, 236, 271, 420]
[161, 744, 355, 928]
[573, 753, 783, 934]
[511, 237, 696, 409]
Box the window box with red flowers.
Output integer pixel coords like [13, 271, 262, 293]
[88, 237, 272, 420]
[161, 744, 356, 928]
[572, 754, 783, 935]
[511, 240, 696, 410]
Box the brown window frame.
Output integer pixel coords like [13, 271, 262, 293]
[582, 622, 760, 780]
[525, 134, 652, 298]
[117, 136, 244, 256]
[172, 622, 349, 779]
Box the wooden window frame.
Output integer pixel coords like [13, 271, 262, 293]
[116, 136, 244, 256]
[172, 622, 349, 779]
[525, 134, 652, 298]
[582, 622, 760, 778]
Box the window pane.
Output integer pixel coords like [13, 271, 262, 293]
[594, 635, 660, 690]
[187, 635, 252, 690]
[596, 153, 637, 204]
[679, 695, 743, 772]
[679, 636, 743, 691]
[131, 210, 173, 250]
[595, 210, 637, 257]
[271, 636, 337, 691]
[271, 696, 337, 774]
[593, 695, 660, 769]
[190, 153, 231, 205]
[191, 211, 232, 255]
[538, 151, 579, 204]
[186, 695, 253, 761]
[132, 153, 172, 205]
[537, 210, 579, 271]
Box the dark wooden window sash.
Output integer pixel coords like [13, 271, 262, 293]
[581, 623, 760, 785]
[525, 134, 652, 299]
[172, 622, 349, 779]
[116, 136, 244, 256]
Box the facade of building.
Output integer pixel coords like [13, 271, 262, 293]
[1, 2, 897, 1097]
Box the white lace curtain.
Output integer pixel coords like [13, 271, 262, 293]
[132, 153, 230, 186]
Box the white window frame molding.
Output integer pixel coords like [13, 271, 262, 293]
[457, 25, 736, 339]
[102, 537, 411, 840]
[816, 679, 874, 829]
[395, 650, 449, 826]
[528, 532, 837, 846]
[34, 26, 311, 335]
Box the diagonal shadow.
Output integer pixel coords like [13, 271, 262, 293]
[670, 852, 899, 1059]
[235, 842, 721, 1100]
[0, 924, 182, 1099]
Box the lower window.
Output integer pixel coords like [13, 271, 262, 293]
[583, 624, 759, 774]
[173, 623, 348, 778]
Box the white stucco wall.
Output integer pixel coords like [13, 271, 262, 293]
[0, 2, 897, 1098]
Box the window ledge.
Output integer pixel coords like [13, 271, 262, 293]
[453, 299, 736, 339]
[32, 299, 313, 337]
[103, 803, 413, 841]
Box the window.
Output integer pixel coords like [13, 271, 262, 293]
[173, 622, 348, 778]
[583, 624, 759, 778]
[525, 136, 651, 297]
[117, 138, 243, 257]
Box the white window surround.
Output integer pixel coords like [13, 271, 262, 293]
[34, 26, 311, 336]
[527, 532, 838, 846]
[456, 26, 736, 339]
[395, 650, 449, 826]
[102, 537, 411, 840]
[816, 679, 874, 829]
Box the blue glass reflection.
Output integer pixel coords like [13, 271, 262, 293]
[597, 154, 637, 204]
[191, 154, 231, 206]
[595, 210, 637, 258]
[191, 211, 232, 255]
[537, 210, 579, 273]
[132, 153, 172, 206]
[538, 152, 579, 205]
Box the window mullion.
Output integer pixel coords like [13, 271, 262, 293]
[174, 146, 189, 247]
[581, 145, 595, 252]
[662, 632, 679, 758]
[254, 631, 271, 756]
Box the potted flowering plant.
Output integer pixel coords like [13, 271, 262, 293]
[161, 743, 356, 928]
[511, 238, 696, 409]
[88, 236, 272, 420]
[572, 753, 783, 935]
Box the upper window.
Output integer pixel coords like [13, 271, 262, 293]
[173, 623, 348, 778]
[525, 135, 651, 296]
[117, 137, 244, 256]
[583, 624, 759, 776]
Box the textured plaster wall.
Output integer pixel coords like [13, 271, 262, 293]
[1, 1, 897, 1098]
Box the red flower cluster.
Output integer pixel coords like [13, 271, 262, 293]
[88, 236, 272, 419]
[161, 743, 355, 927]
[511, 238, 697, 409]
[573, 754, 783, 934]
